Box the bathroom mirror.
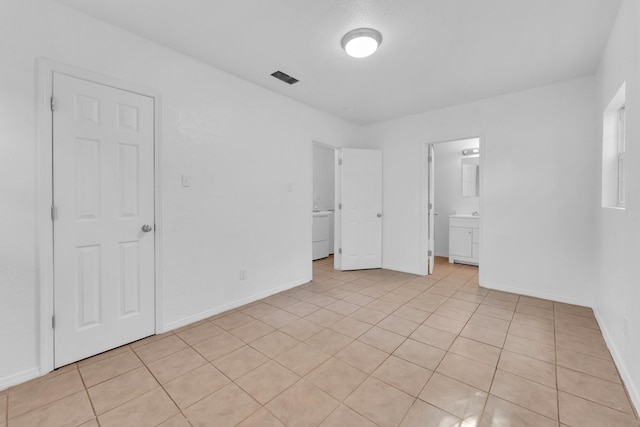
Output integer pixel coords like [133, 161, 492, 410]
[461, 157, 479, 197]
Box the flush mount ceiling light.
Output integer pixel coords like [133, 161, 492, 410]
[341, 28, 382, 58]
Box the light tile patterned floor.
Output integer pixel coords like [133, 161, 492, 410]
[2, 256, 639, 426]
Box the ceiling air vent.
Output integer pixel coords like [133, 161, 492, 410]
[271, 71, 299, 85]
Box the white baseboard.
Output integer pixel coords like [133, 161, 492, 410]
[162, 276, 312, 332]
[593, 308, 640, 415]
[480, 280, 591, 307]
[0, 367, 41, 391]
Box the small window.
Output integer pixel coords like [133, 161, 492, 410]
[617, 106, 626, 207]
[602, 83, 626, 209]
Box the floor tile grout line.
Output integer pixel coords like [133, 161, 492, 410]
[6, 367, 90, 421]
[150, 330, 264, 426]
[74, 363, 100, 425]
[555, 386, 639, 418]
[128, 342, 188, 426]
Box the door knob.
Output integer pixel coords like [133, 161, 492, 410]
[377, 213, 382, 218]
[141, 224, 153, 233]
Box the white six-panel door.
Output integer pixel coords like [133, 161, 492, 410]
[53, 73, 155, 367]
[340, 148, 383, 270]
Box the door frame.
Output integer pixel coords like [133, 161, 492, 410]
[36, 59, 164, 374]
[419, 133, 484, 276]
[310, 140, 341, 272]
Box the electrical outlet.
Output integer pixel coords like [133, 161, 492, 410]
[239, 270, 246, 280]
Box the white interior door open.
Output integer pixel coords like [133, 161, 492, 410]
[339, 148, 382, 270]
[53, 73, 155, 367]
[427, 144, 435, 274]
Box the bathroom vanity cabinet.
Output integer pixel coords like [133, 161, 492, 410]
[449, 215, 479, 265]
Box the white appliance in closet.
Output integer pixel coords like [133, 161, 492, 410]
[312, 210, 334, 260]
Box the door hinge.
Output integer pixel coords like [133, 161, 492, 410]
[50, 205, 57, 221]
[338, 203, 342, 210]
[50, 97, 56, 112]
[428, 203, 433, 210]
[52, 314, 56, 329]
[338, 248, 342, 254]
[338, 159, 343, 166]
[428, 250, 433, 256]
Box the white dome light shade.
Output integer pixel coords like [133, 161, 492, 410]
[341, 28, 382, 58]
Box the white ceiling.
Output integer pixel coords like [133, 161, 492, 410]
[54, 0, 621, 125]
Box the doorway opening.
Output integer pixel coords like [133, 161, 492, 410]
[311, 142, 337, 277]
[311, 144, 383, 277]
[423, 137, 481, 277]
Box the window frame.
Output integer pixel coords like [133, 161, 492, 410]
[617, 105, 626, 208]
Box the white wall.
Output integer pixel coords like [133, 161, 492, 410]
[2, 1, 636, 407]
[357, 77, 598, 306]
[313, 144, 335, 211]
[433, 138, 480, 256]
[0, 0, 358, 389]
[594, 0, 640, 411]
